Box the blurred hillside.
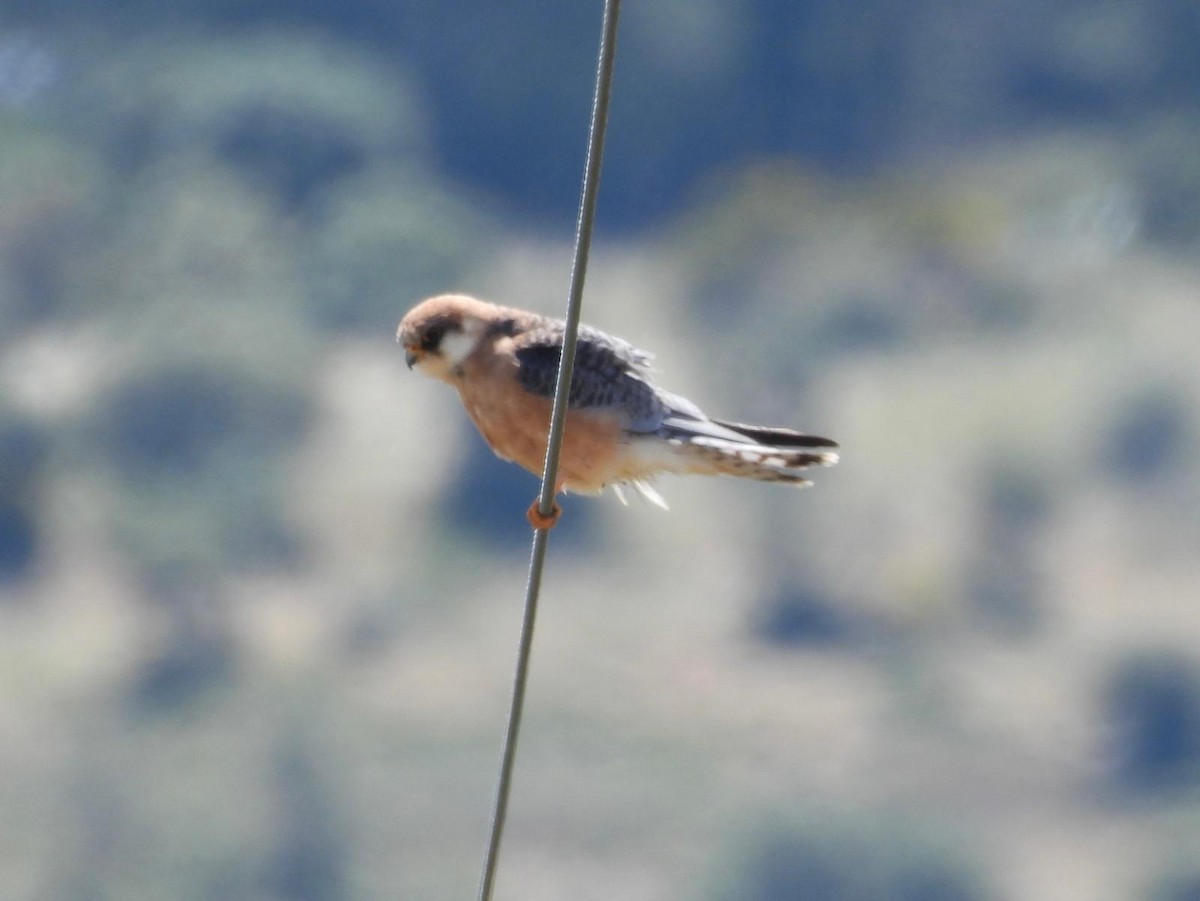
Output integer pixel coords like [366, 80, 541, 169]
[1, 3, 1200, 901]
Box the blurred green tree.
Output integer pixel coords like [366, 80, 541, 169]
[715, 816, 989, 901]
[1103, 652, 1200, 796]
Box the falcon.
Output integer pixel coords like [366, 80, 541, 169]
[397, 294, 838, 529]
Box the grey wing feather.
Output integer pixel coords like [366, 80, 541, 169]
[655, 390, 759, 443]
[513, 319, 839, 486]
[514, 322, 666, 430]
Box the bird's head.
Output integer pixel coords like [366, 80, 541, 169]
[397, 294, 513, 381]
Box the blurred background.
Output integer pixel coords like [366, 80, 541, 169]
[1, 1, 1199, 899]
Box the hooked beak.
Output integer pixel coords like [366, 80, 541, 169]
[404, 348, 419, 369]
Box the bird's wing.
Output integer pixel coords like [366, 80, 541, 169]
[512, 319, 837, 487]
[513, 322, 666, 431]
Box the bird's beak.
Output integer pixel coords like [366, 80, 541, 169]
[404, 348, 419, 369]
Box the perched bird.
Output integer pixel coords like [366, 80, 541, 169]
[397, 294, 838, 529]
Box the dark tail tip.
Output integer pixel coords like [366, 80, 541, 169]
[710, 418, 839, 449]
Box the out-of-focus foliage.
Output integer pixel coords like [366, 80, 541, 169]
[0, 116, 97, 329]
[304, 167, 491, 332]
[1101, 384, 1192, 482]
[8, 1, 1200, 227]
[714, 816, 988, 901]
[0, 3, 1199, 900]
[1153, 870, 1200, 901]
[0, 415, 48, 582]
[1104, 651, 1200, 795]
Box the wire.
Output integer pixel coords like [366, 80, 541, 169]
[534, 1, 622, 521]
[475, 2, 622, 900]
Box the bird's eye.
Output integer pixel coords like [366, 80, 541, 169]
[420, 326, 444, 351]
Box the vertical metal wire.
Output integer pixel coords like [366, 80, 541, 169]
[533, 0, 622, 521]
[475, 2, 622, 900]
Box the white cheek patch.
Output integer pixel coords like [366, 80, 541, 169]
[440, 329, 479, 366]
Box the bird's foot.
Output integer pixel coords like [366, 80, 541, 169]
[526, 499, 562, 530]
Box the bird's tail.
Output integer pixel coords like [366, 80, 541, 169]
[661, 417, 839, 486]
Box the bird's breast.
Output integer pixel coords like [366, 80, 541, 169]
[455, 376, 630, 494]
